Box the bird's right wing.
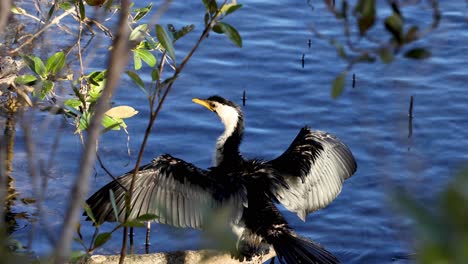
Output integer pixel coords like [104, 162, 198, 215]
[85, 154, 247, 229]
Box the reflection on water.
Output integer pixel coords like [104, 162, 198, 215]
[1, 97, 33, 236]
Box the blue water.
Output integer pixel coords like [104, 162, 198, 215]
[9, 1, 468, 263]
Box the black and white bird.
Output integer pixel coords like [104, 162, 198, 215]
[85, 95, 357, 264]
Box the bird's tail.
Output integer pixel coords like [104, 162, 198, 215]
[272, 232, 339, 264]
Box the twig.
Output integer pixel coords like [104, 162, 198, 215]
[408, 95, 414, 138]
[242, 90, 247, 106]
[53, 0, 131, 262]
[9, 8, 75, 54]
[408, 95, 414, 118]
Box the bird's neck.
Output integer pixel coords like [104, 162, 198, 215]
[214, 114, 244, 167]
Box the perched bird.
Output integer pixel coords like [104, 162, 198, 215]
[85, 95, 357, 264]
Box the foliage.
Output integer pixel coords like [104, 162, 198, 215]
[395, 169, 468, 263]
[16, 51, 66, 100]
[4, 0, 243, 262]
[310, 0, 440, 98]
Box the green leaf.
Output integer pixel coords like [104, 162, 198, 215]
[15, 74, 37, 85]
[88, 84, 104, 103]
[126, 70, 145, 92]
[59, 2, 72, 10]
[64, 99, 82, 108]
[102, 115, 122, 130]
[354, 0, 375, 18]
[78, 112, 91, 131]
[133, 52, 142, 70]
[133, 3, 152, 22]
[130, 24, 148, 41]
[87, 72, 106, 103]
[34, 57, 47, 79]
[46, 51, 66, 75]
[135, 213, 159, 222]
[70, 251, 87, 262]
[23, 55, 47, 79]
[202, 0, 218, 14]
[354, 0, 375, 35]
[40, 80, 54, 99]
[109, 190, 120, 221]
[169, 24, 195, 43]
[331, 71, 347, 99]
[22, 55, 35, 71]
[47, 4, 56, 22]
[156, 24, 176, 61]
[134, 49, 156, 67]
[212, 22, 242, 48]
[385, 13, 404, 44]
[151, 69, 159, 82]
[78, 0, 85, 20]
[83, 202, 97, 225]
[404, 48, 431, 60]
[93, 232, 111, 249]
[222, 4, 242, 16]
[123, 220, 146, 228]
[330, 39, 347, 59]
[87, 70, 106, 84]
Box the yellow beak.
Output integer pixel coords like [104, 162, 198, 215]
[192, 98, 214, 112]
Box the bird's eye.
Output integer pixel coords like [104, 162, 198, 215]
[210, 103, 216, 108]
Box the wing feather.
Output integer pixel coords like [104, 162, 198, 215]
[85, 154, 246, 229]
[268, 127, 357, 221]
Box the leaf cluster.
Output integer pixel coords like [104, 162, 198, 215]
[317, 0, 440, 98]
[395, 169, 468, 263]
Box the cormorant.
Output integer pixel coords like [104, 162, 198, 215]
[85, 95, 357, 264]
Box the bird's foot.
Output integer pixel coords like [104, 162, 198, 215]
[231, 243, 270, 262]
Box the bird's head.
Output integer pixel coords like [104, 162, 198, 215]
[192, 95, 243, 129]
[193, 95, 244, 166]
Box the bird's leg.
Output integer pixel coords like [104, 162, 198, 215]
[145, 221, 151, 254]
[129, 227, 134, 254]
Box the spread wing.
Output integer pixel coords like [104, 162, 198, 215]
[268, 127, 357, 221]
[85, 154, 247, 229]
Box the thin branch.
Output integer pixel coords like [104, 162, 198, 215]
[118, 5, 223, 264]
[8, 7, 75, 54]
[53, 0, 131, 262]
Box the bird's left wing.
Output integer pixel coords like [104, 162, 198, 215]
[267, 127, 357, 221]
[85, 154, 247, 229]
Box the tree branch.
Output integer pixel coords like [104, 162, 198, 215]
[53, 0, 131, 262]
